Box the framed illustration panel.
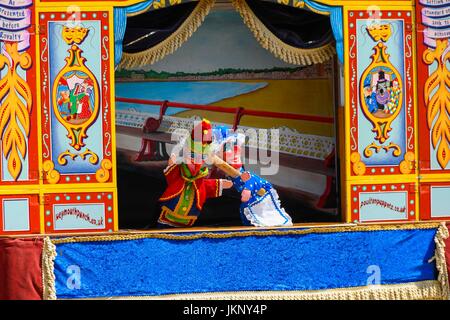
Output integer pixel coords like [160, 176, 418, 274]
[38, 9, 115, 186]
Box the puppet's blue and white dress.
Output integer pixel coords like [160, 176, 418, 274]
[231, 168, 293, 227]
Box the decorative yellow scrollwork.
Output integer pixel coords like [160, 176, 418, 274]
[399, 151, 415, 174]
[43, 160, 60, 184]
[350, 152, 366, 176]
[423, 39, 450, 169]
[363, 143, 382, 157]
[0, 43, 32, 181]
[363, 142, 401, 158]
[79, 149, 99, 164]
[57, 150, 77, 165]
[57, 148, 99, 166]
[95, 159, 112, 183]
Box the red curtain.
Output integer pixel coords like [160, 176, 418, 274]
[0, 238, 43, 300]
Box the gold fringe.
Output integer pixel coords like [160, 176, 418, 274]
[52, 222, 440, 244]
[42, 237, 57, 300]
[231, 0, 335, 66]
[84, 281, 443, 300]
[432, 222, 449, 299]
[119, 0, 215, 69]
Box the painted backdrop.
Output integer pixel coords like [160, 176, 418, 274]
[115, 6, 335, 137]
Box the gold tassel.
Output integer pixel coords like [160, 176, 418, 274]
[52, 222, 440, 244]
[119, 0, 215, 69]
[42, 237, 57, 300]
[231, 0, 335, 66]
[432, 222, 450, 299]
[87, 281, 443, 300]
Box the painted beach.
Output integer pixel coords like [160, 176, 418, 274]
[115, 79, 334, 137]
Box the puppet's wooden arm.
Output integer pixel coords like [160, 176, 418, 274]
[209, 154, 241, 178]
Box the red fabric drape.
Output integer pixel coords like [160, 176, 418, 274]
[0, 238, 43, 300]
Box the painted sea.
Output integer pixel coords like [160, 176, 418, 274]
[115, 81, 267, 116]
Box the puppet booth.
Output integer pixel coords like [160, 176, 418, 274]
[0, 0, 450, 300]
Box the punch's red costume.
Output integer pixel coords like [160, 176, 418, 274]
[157, 120, 223, 227]
[158, 163, 222, 227]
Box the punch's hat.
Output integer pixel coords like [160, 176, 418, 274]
[191, 119, 212, 145]
[188, 119, 213, 159]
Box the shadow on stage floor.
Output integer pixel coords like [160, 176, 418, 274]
[117, 167, 340, 229]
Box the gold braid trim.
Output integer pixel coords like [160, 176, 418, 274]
[432, 222, 449, 299]
[42, 237, 57, 300]
[231, 0, 335, 66]
[119, 0, 215, 69]
[303, 3, 330, 16]
[51, 222, 440, 244]
[83, 281, 443, 300]
[127, 0, 198, 17]
[126, 3, 154, 18]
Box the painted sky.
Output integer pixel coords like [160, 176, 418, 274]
[135, 7, 295, 73]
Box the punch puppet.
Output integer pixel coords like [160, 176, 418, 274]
[157, 120, 233, 228]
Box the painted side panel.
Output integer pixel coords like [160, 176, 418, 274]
[347, 9, 416, 178]
[416, 0, 450, 175]
[38, 9, 114, 187]
[415, 0, 450, 220]
[0, 194, 40, 235]
[344, 7, 418, 223]
[0, 0, 39, 185]
[420, 183, 450, 220]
